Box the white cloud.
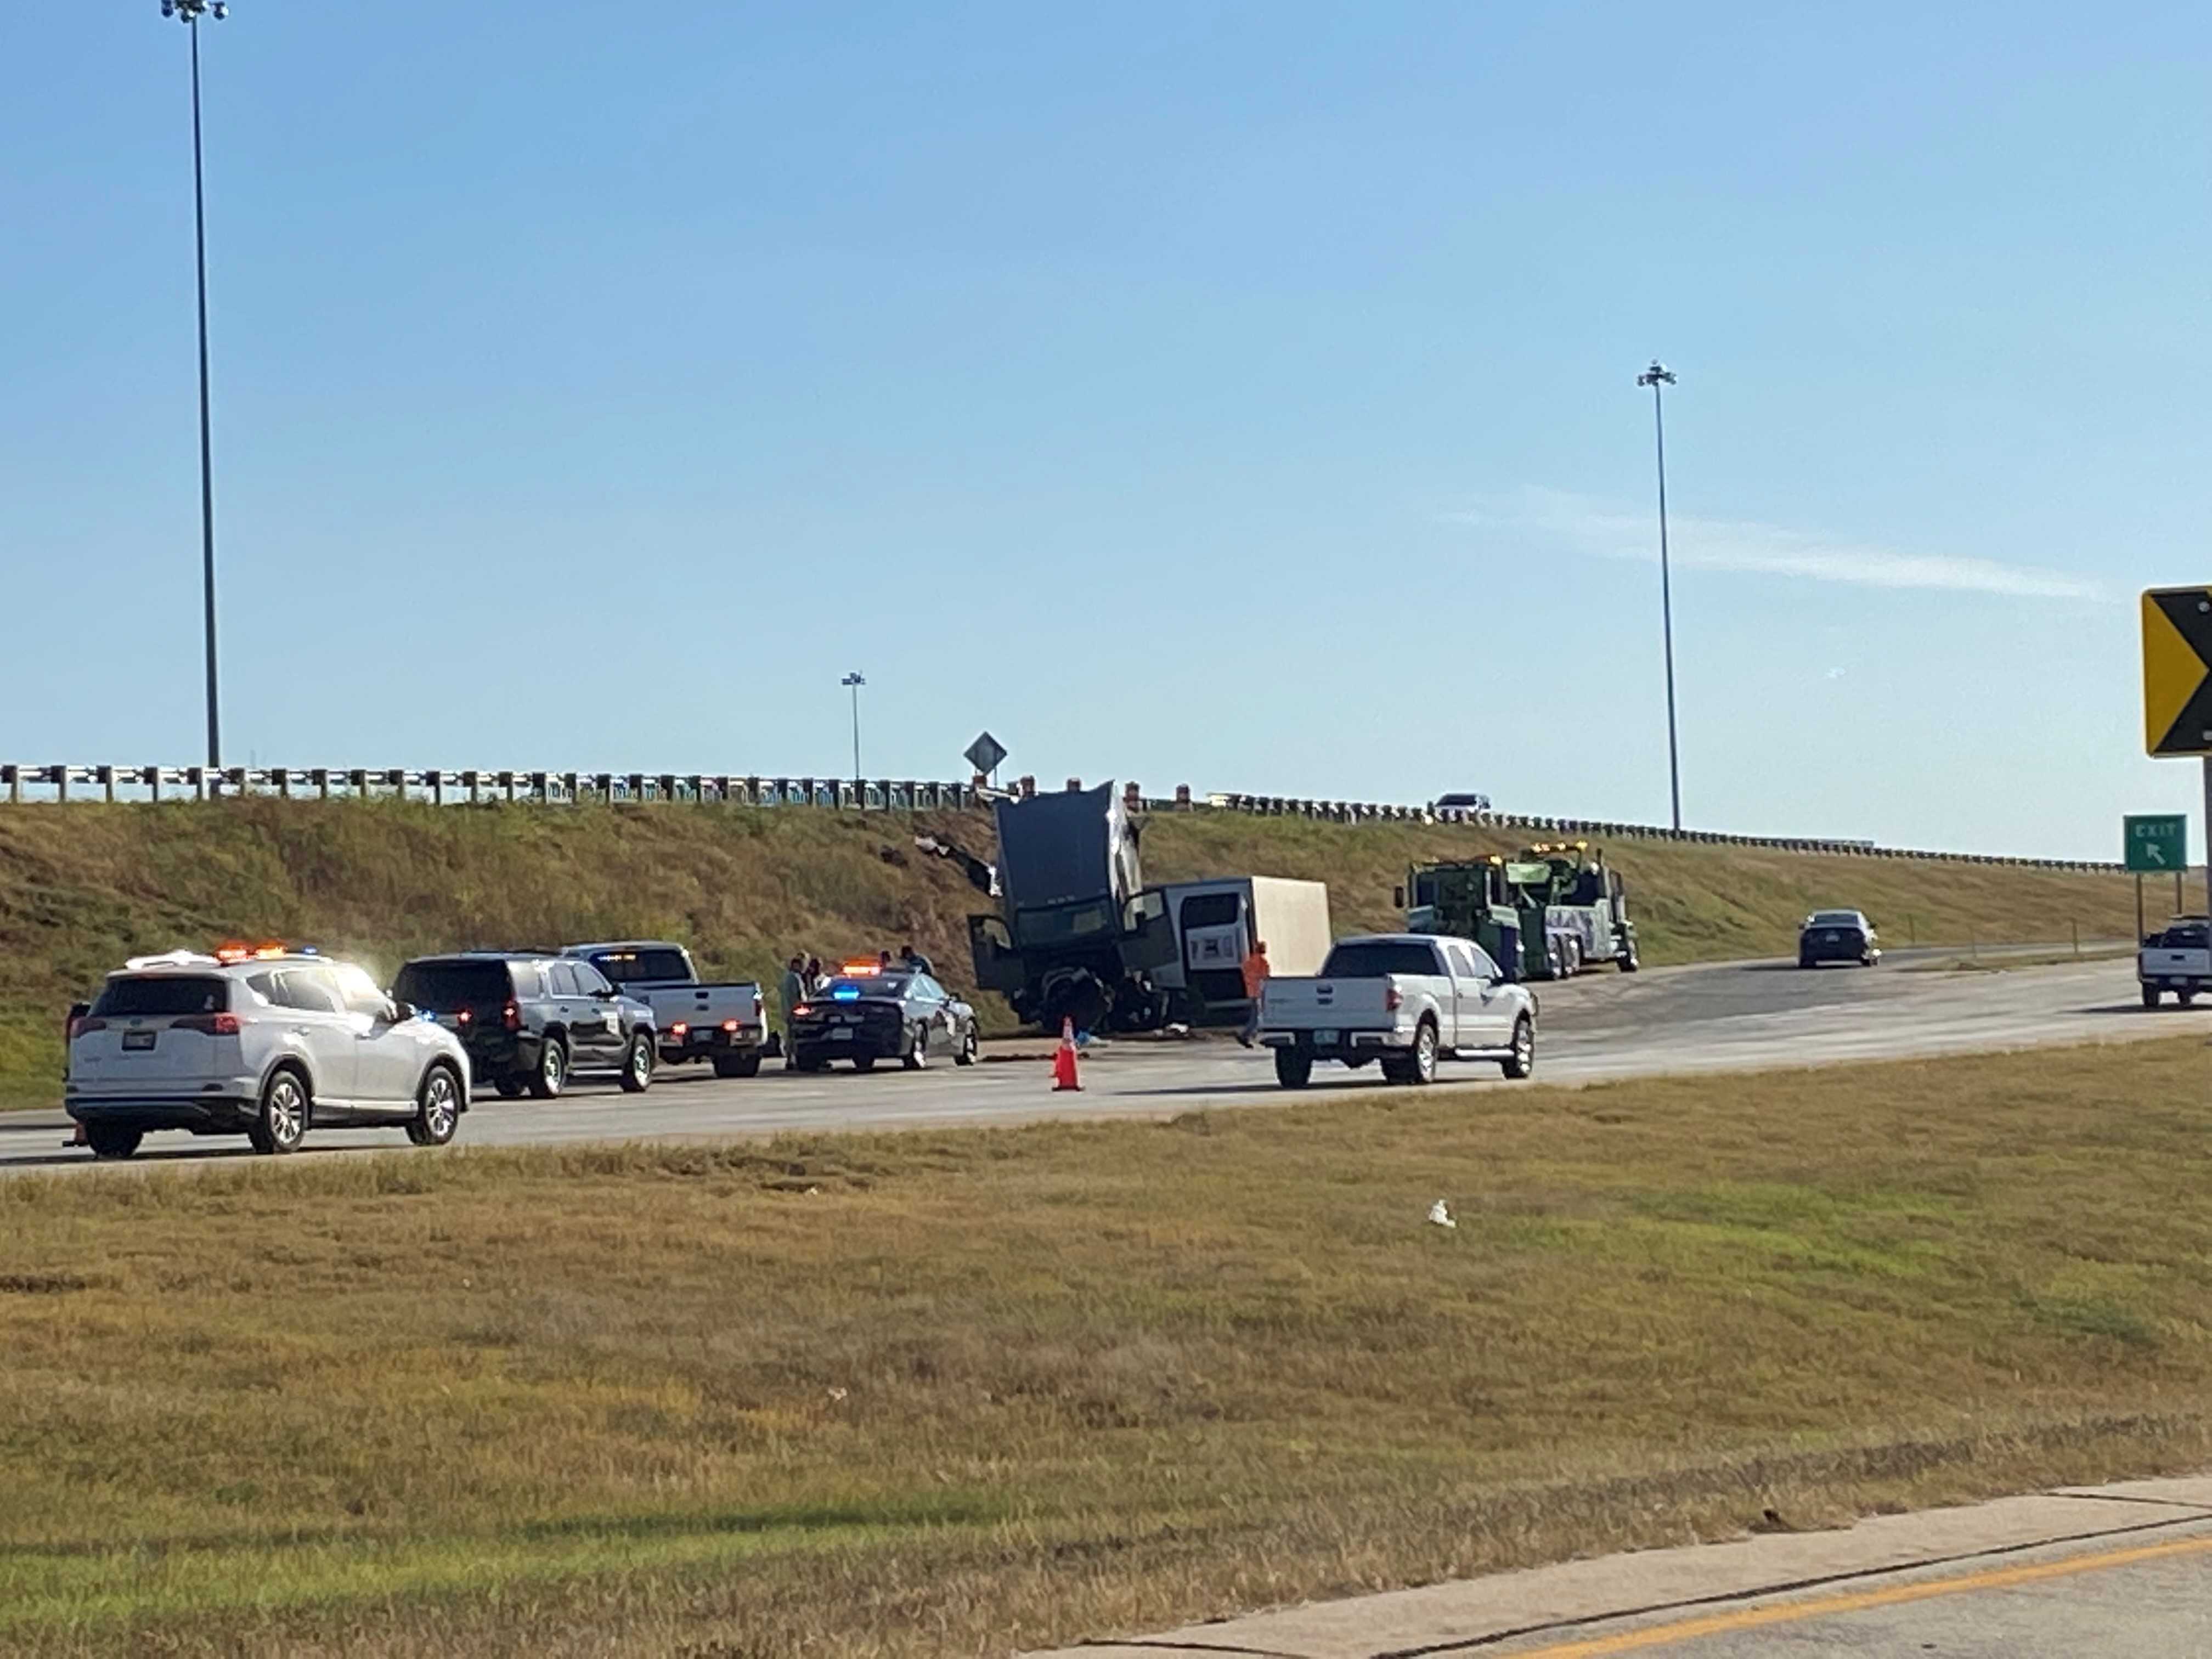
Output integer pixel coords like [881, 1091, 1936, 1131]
[1446, 488, 2106, 603]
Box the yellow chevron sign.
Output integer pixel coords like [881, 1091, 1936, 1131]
[2143, 588, 2212, 756]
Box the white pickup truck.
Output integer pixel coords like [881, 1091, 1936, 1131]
[2138, 916, 2212, 1008]
[1258, 933, 1538, 1088]
[561, 941, 768, 1076]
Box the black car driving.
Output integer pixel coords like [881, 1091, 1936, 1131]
[788, 965, 979, 1073]
[1797, 910, 1880, 968]
[392, 952, 659, 1098]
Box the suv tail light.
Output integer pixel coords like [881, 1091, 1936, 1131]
[502, 1000, 522, 1032]
[174, 1013, 242, 1036]
[1384, 985, 1402, 1012]
[69, 1015, 105, 1039]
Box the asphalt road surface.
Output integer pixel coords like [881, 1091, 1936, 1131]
[1035, 1477, 2212, 1658]
[4, 948, 2201, 1175]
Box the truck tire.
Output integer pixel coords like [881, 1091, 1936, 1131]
[1382, 1020, 1438, 1087]
[84, 1123, 143, 1160]
[1500, 1015, 1535, 1080]
[2182, 991, 2198, 1008]
[954, 1028, 978, 1066]
[2143, 984, 2162, 1009]
[1273, 1048, 1312, 1089]
[712, 1052, 762, 1079]
[1618, 936, 1640, 973]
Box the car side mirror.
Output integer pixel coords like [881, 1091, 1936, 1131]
[593, 986, 617, 1000]
[1392, 885, 1406, 909]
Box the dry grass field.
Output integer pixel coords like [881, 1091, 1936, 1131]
[0, 799, 2150, 1107]
[3, 1038, 2210, 1655]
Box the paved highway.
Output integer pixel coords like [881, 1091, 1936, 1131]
[2, 950, 2199, 1174]
[1034, 1477, 2212, 1658]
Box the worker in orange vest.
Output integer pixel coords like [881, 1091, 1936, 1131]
[1237, 939, 1271, 1047]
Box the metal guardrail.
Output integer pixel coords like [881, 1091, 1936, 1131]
[0, 764, 2123, 873]
[0, 765, 982, 812]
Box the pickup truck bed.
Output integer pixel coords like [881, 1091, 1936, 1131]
[562, 941, 768, 1076]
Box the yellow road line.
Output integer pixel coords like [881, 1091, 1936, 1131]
[1508, 1533, 2212, 1657]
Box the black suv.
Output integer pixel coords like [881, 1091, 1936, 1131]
[391, 952, 658, 1098]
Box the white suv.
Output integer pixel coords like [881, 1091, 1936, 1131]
[65, 949, 471, 1160]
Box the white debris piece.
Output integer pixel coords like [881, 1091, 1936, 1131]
[1427, 1199, 1457, 1230]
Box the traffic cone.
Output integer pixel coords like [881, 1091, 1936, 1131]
[1051, 1017, 1081, 1092]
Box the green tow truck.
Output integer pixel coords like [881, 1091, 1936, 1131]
[1399, 842, 1640, 981]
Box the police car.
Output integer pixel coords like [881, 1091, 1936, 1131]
[64, 943, 471, 1159]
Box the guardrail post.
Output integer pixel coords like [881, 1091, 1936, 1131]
[97, 765, 115, 804]
[51, 765, 67, 804]
[145, 766, 162, 804]
[499, 771, 518, 804]
[348, 769, 369, 797]
[426, 769, 444, 806]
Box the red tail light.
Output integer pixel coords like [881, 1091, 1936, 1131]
[671, 1021, 689, 1037]
[502, 1000, 522, 1032]
[1384, 986, 1402, 1012]
[70, 1016, 106, 1039]
[175, 1013, 242, 1036]
[721, 1019, 739, 1032]
[456, 1009, 473, 1026]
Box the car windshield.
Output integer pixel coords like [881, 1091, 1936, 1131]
[1321, 942, 1440, 978]
[587, 947, 690, 985]
[392, 960, 510, 1009]
[91, 975, 229, 1017]
[819, 975, 910, 1002]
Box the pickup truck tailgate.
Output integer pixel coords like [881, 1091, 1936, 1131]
[1261, 977, 1396, 1028]
[2140, 949, 2212, 979]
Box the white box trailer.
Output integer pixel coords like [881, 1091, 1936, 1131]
[1153, 876, 1333, 1027]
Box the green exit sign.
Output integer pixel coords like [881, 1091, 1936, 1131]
[2124, 814, 2188, 873]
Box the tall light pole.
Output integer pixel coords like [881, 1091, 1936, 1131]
[842, 672, 866, 793]
[163, 0, 229, 772]
[1637, 359, 1682, 831]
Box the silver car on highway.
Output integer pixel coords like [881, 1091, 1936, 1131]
[65, 946, 471, 1159]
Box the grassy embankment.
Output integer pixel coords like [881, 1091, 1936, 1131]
[0, 799, 2147, 1107]
[5, 1039, 2212, 1656]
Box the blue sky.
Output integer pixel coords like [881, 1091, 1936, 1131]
[3, 3, 2209, 859]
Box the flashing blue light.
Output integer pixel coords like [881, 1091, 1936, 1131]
[832, 985, 861, 1001]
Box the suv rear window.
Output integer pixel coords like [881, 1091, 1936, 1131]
[392, 960, 510, 1009]
[1321, 941, 1442, 978]
[588, 947, 690, 984]
[92, 976, 229, 1017]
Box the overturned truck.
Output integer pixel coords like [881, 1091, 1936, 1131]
[966, 783, 1177, 1034]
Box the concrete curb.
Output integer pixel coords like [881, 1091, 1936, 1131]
[1020, 1476, 2212, 1658]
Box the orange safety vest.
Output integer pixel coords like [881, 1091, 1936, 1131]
[1241, 950, 1271, 998]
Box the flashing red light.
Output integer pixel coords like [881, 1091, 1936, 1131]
[214, 942, 251, 963]
[501, 1000, 522, 1032]
[839, 960, 882, 975]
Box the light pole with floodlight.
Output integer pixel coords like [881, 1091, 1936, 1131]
[1637, 359, 1682, 831]
[161, 0, 229, 771]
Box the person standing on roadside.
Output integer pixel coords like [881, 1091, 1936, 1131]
[803, 955, 826, 995]
[778, 955, 806, 1066]
[899, 941, 935, 977]
[1237, 938, 1271, 1047]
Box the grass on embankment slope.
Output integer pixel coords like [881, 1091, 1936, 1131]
[4, 1039, 2211, 1656]
[0, 799, 2146, 1105]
